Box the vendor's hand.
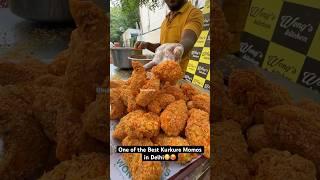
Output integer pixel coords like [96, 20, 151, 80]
[134, 41, 149, 50]
[144, 43, 184, 69]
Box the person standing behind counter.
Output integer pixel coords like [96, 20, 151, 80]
[135, 0, 204, 72]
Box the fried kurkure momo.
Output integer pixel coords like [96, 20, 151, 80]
[32, 87, 71, 142]
[55, 107, 107, 161]
[264, 105, 320, 177]
[153, 134, 196, 164]
[147, 92, 175, 114]
[161, 82, 187, 100]
[125, 112, 160, 139]
[228, 69, 292, 124]
[112, 110, 145, 141]
[64, 0, 108, 112]
[246, 124, 273, 153]
[180, 83, 200, 101]
[0, 57, 48, 86]
[185, 109, 210, 158]
[0, 84, 35, 116]
[212, 77, 232, 121]
[212, 121, 251, 180]
[111, 59, 210, 179]
[120, 84, 142, 112]
[136, 75, 160, 107]
[187, 93, 210, 113]
[110, 87, 127, 119]
[0, 114, 50, 180]
[122, 137, 163, 180]
[252, 148, 317, 180]
[33, 74, 65, 89]
[113, 109, 159, 140]
[39, 153, 107, 180]
[212, 75, 252, 129]
[129, 61, 147, 96]
[0, 84, 50, 180]
[82, 93, 107, 143]
[47, 0, 109, 162]
[296, 98, 320, 114]
[160, 100, 188, 136]
[110, 79, 128, 88]
[151, 60, 183, 84]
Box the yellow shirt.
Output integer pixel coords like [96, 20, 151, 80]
[160, 2, 204, 71]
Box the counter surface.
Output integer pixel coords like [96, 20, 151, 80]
[0, 8, 73, 63]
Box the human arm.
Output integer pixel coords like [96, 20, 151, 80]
[134, 41, 161, 53]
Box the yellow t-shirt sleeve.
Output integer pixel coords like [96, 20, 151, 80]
[183, 9, 204, 38]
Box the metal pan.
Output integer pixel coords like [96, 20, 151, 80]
[111, 47, 142, 69]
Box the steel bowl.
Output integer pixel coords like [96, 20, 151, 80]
[111, 47, 142, 69]
[9, 0, 72, 22]
[128, 54, 152, 65]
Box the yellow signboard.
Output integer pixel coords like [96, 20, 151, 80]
[241, 0, 320, 92]
[184, 0, 210, 90]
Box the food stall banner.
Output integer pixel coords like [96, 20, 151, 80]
[240, 0, 320, 93]
[184, 0, 210, 90]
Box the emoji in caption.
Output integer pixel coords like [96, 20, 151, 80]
[164, 154, 170, 161]
[170, 154, 176, 161]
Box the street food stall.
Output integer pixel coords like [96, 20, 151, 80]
[109, 0, 211, 179]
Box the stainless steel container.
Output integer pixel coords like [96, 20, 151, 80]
[9, 0, 72, 22]
[111, 48, 142, 69]
[128, 54, 152, 65]
[8, 0, 107, 22]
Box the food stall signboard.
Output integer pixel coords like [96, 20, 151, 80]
[240, 0, 320, 93]
[184, 0, 210, 90]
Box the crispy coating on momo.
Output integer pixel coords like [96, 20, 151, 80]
[110, 88, 126, 119]
[229, 70, 292, 123]
[247, 124, 273, 153]
[152, 134, 196, 164]
[39, 153, 107, 180]
[82, 94, 107, 143]
[252, 148, 317, 180]
[151, 60, 183, 84]
[136, 76, 160, 107]
[161, 82, 187, 101]
[212, 121, 251, 180]
[160, 100, 188, 136]
[122, 137, 162, 180]
[64, 0, 108, 112]
[264, 105, 320, 177]
[129, 61, 147, 96]
[185, 109, 210, 158]
[112, 110, 145, 140]
[125, 112, 160, 139]
[187, 93, 210, 113]
[147, 93, 175, 114]
[180, 83, 200, 100]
